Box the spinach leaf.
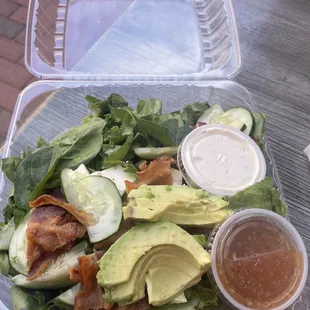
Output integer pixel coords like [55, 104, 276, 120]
[0, 251, 10, 276]
[163, 119, 192, 145]
[227, 177, 288, 216]
[0, 156, 22, 182]
[103, 135, 134, 168]
[136, 118, 176, 146]
[14, 146, 62, 210]
[21, 146, 32, 160]
[181, 102, 210, 125]
[137, 98, 162, 117]
[86, 93, 128, 118]
[51, 118, 106, 171]
[36, 136, 49, 149]
[3, 194, 16, 224]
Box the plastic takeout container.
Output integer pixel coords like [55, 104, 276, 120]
[209, 209, 308, 310]
[0, 0, 308, 309]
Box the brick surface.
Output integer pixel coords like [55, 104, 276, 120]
[0, 16, 24, 39]
[11, 0, 29, 6]
[14, 28, 26, 45]
[0, 0, 19, 17]
[0, 108, 12, 137]
[0, 82, 20, 112]
[10, 6, 28, 24]
[0, 57, 32, 88]
[0, 35, 24, 61]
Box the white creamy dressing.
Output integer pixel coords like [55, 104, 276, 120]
[179, 125, 266, 196]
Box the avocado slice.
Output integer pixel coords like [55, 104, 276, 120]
[106, 246, 200, 305]
[123, 185, 230, 226]
[97, 222, 210, 306]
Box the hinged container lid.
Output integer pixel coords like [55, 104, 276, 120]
[26, 0, 242, 80]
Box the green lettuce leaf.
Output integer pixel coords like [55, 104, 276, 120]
[0, 156, 22, 182]
[227, 177, 288, 216]
[14, 146, 62, 211]
[250, 113, 265, 149]
[192, 235, 207, 248]
[137, 98, 162, 117]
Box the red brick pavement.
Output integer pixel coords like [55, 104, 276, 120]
[0, 0, 36, 148]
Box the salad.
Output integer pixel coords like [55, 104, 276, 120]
[0, 94, 287, 310]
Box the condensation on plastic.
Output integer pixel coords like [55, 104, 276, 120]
[25, 0, 241, 80]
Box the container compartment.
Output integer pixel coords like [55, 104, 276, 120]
[26, 0, 241, 79]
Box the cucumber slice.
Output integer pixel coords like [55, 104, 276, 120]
[0, 218, 15, 250]
[218, 108, 253, 135]
[134, 146, 178, 160]
[54, 283, 81, 308]
[91, 165, 136, 196]
[61, 170, 123, 243]
[197, 104, 224, 125]
[9, 213, 31, 275]
[12, 241, 87, 289]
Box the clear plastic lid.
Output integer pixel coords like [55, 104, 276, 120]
[25, 0, 241, 80]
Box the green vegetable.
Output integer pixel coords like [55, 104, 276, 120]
[0, 218, 15, 250]
[103, 134, 134, 168]
[0, 156, 22, 182]
[251, 113, 266, 149]
[192, 235, 207, 248]
[163, 119, 192, 145]
[137, 98, 162, 117]
[14, 146, 62, 211]
[85, 93, 128, 119]
[36, 136, 49, 148]
[180, 102, 210, 126]
[0, 251, 10, 276]
[51, 118, 106, 171]
[136, 118, 176, 146]
[228, 177, 288, 216]
[3, 194, 16, 224]
[11, 286, 58, 310]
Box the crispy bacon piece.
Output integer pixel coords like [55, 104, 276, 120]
[70, 266, 81, 283]
[125, 156, 176, 193]
[74, 252, 114, 310]
[29, 194, 94, 227]
[26, 204, 86, 280]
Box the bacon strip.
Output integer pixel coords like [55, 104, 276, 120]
[125, 156, 176, 193]
[74, 252, 113, 310]
[26, 204, 86, 280]
[29, 194, 94, 227]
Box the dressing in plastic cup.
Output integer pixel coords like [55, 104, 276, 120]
[210, 209, 308, 310]
[177, 124, 266, 197]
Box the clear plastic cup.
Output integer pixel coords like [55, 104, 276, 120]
[209, 209, 308, 310]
